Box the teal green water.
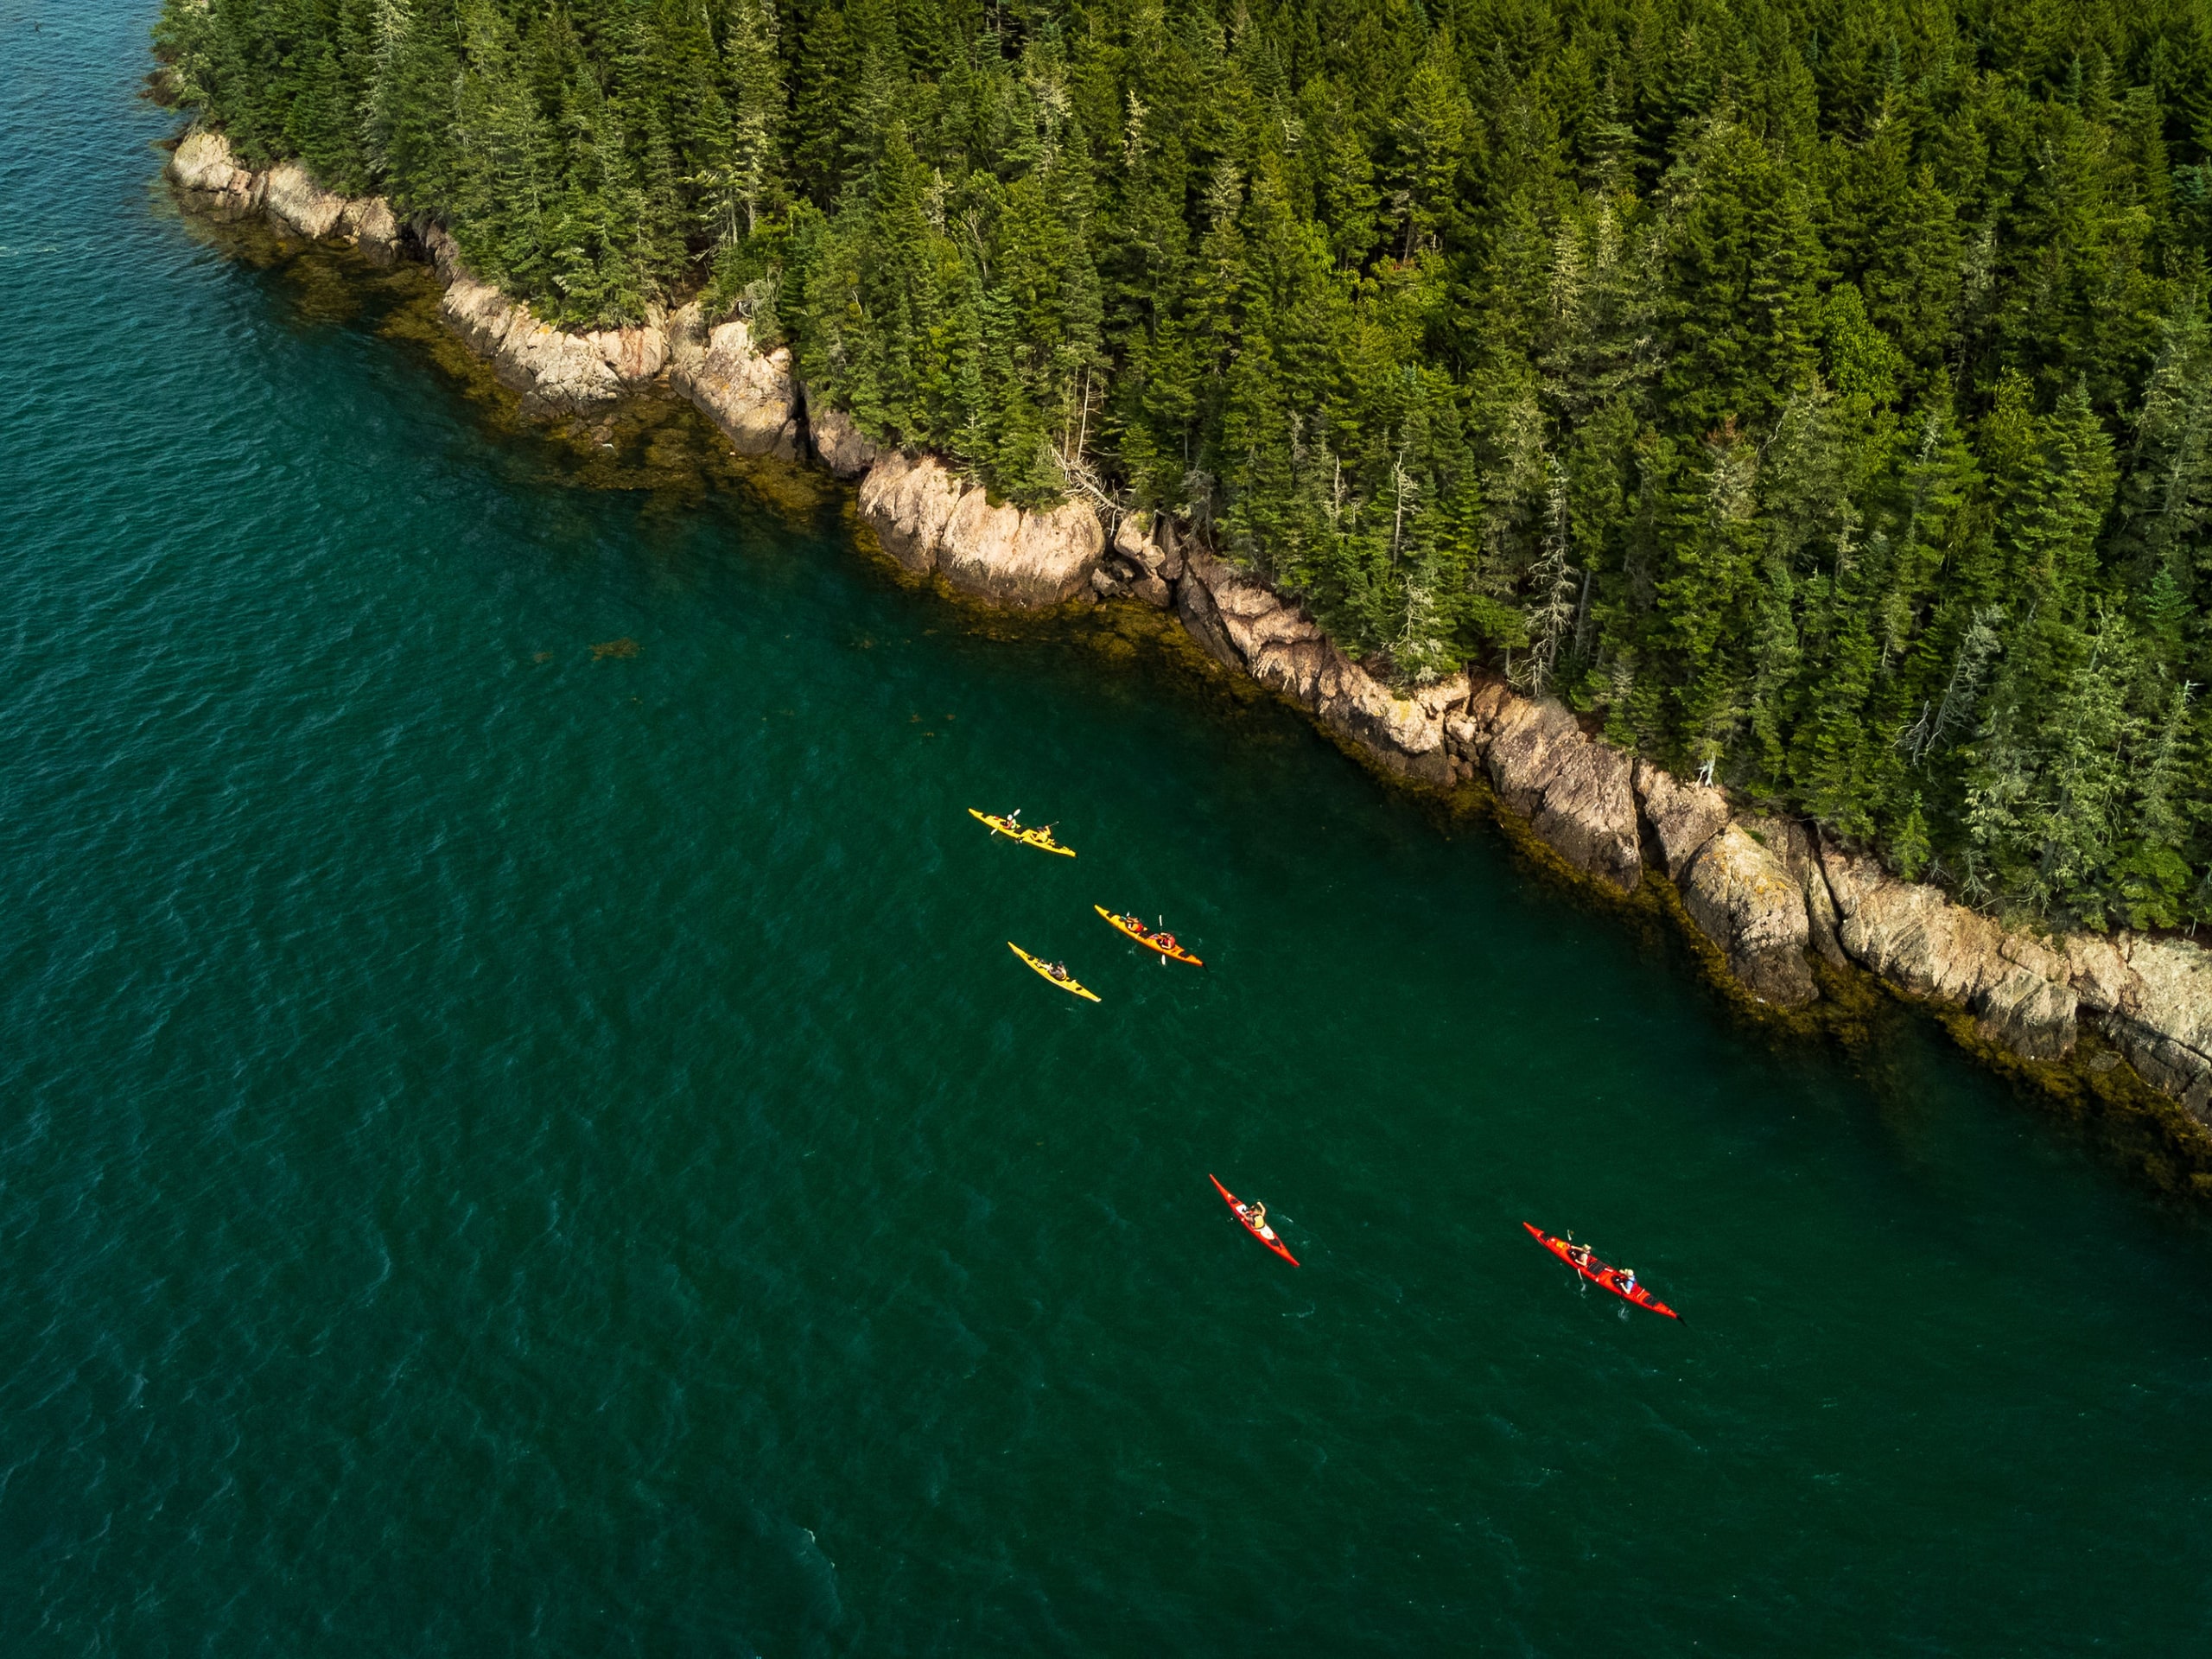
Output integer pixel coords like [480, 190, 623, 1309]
[7, 10, 2212, 1654]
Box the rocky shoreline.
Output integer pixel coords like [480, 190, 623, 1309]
[166, 132, 2212, 1173]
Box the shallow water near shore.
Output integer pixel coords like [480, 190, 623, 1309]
[6, 8, 2212, 1655]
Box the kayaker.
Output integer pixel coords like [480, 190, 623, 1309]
[1246, 1200, 1267, 1233]
[1618, 1268, 1638, 1296]
[1156, 931, 1178, 951]
[1564, 1234, 1593, 1269]
[1049, 961, 1070, 980]
[1123, 913, 1147, 933]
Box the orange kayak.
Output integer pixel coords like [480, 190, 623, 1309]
[1094, 906, 1203, 966]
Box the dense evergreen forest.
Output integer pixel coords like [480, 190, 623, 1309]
[156, 0, 2212, 932]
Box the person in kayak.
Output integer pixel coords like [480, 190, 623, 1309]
[1563, 1233, 1593, 1269]
[1245, 1200, 1268, 1233]
[1156, 931, 1178, 952]
[1122, 913, 1147, 933]
[1618, 1268, 1638, 1296]
[1048, 961, 1070, 980]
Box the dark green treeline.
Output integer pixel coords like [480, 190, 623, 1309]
[155, 0, 2212, 932]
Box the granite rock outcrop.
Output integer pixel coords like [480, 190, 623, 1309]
[855, 453, 973, 575]
[2095, 941, 2212, 1116]
[1633, 761, 1731, 880]
[669, 313, 798, 458]
[169, 134, 401, 257]
[423, 227, 628, 414]
[168, 129, 263, 219]
[1462, 695, 1640, 889]
[938, 491, 1105, 607]
[808, 402, 880, 479]
[1680, 827, 1818, 1006]
[854, 453, 1103, 606]
[262, 160, 349, 240]
[1817, 843, 2079, 1058]
[1177, 550, 1465, 783]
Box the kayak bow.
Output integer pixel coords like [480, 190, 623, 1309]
[1211, 1174, 1299, 1266]
[1094, 906, 1204, 966]
[969, 808, 1075, 857]
[1007, 942, 1101, 1001]
[1524, 1223, 1678, 1319]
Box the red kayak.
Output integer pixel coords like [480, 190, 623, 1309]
[1525, 1224, 1678, 1319]
[1211, 1175, 1299, 1266]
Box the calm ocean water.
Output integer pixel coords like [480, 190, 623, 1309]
[3, 6, 2210, 1654]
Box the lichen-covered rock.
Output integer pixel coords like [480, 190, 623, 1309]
[1530, 741, 1642, 891]
[1174, 550, 1462, 780]
[1149, 517, 1186, 581]
[437, 276, 624, 412]
[1446, 678, 1515, 762]
[337, 195, 402, 257]
[671, 319, 798, 456]
[168, 129, 263, 219]
[664, 300, 708, 364]
[1185, 550, 1320, 663]
[1681, 826, 1817, 1005]
[809, 404, 880, 479]
[1737, 815, 1847, 968]
[2056, 935, 2212, 1118]
[2064, 934, 2137, 1017]
[1175, 562, 1240, 671]
[1483, 697, 1586, 817]
[504, 316, 629, 413]
[1307, 662, 1465, 785]
[2111, 941, 2212, 1116]
[263, 160, 348, 239]
[856, 452, 966, 575]
[585, 317, 669, 385]
[938, 492, 1103, 607]
[1633, 760, 1731, 880]
[1113, 512, 1179, 580]
[1819, 843, 2077, 1059]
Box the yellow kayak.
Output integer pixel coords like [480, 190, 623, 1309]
[969, 808, 1075, 857]
[1008, 942, 1101, 1002]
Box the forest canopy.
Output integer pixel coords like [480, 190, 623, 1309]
[156, 0, 2212, 933]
